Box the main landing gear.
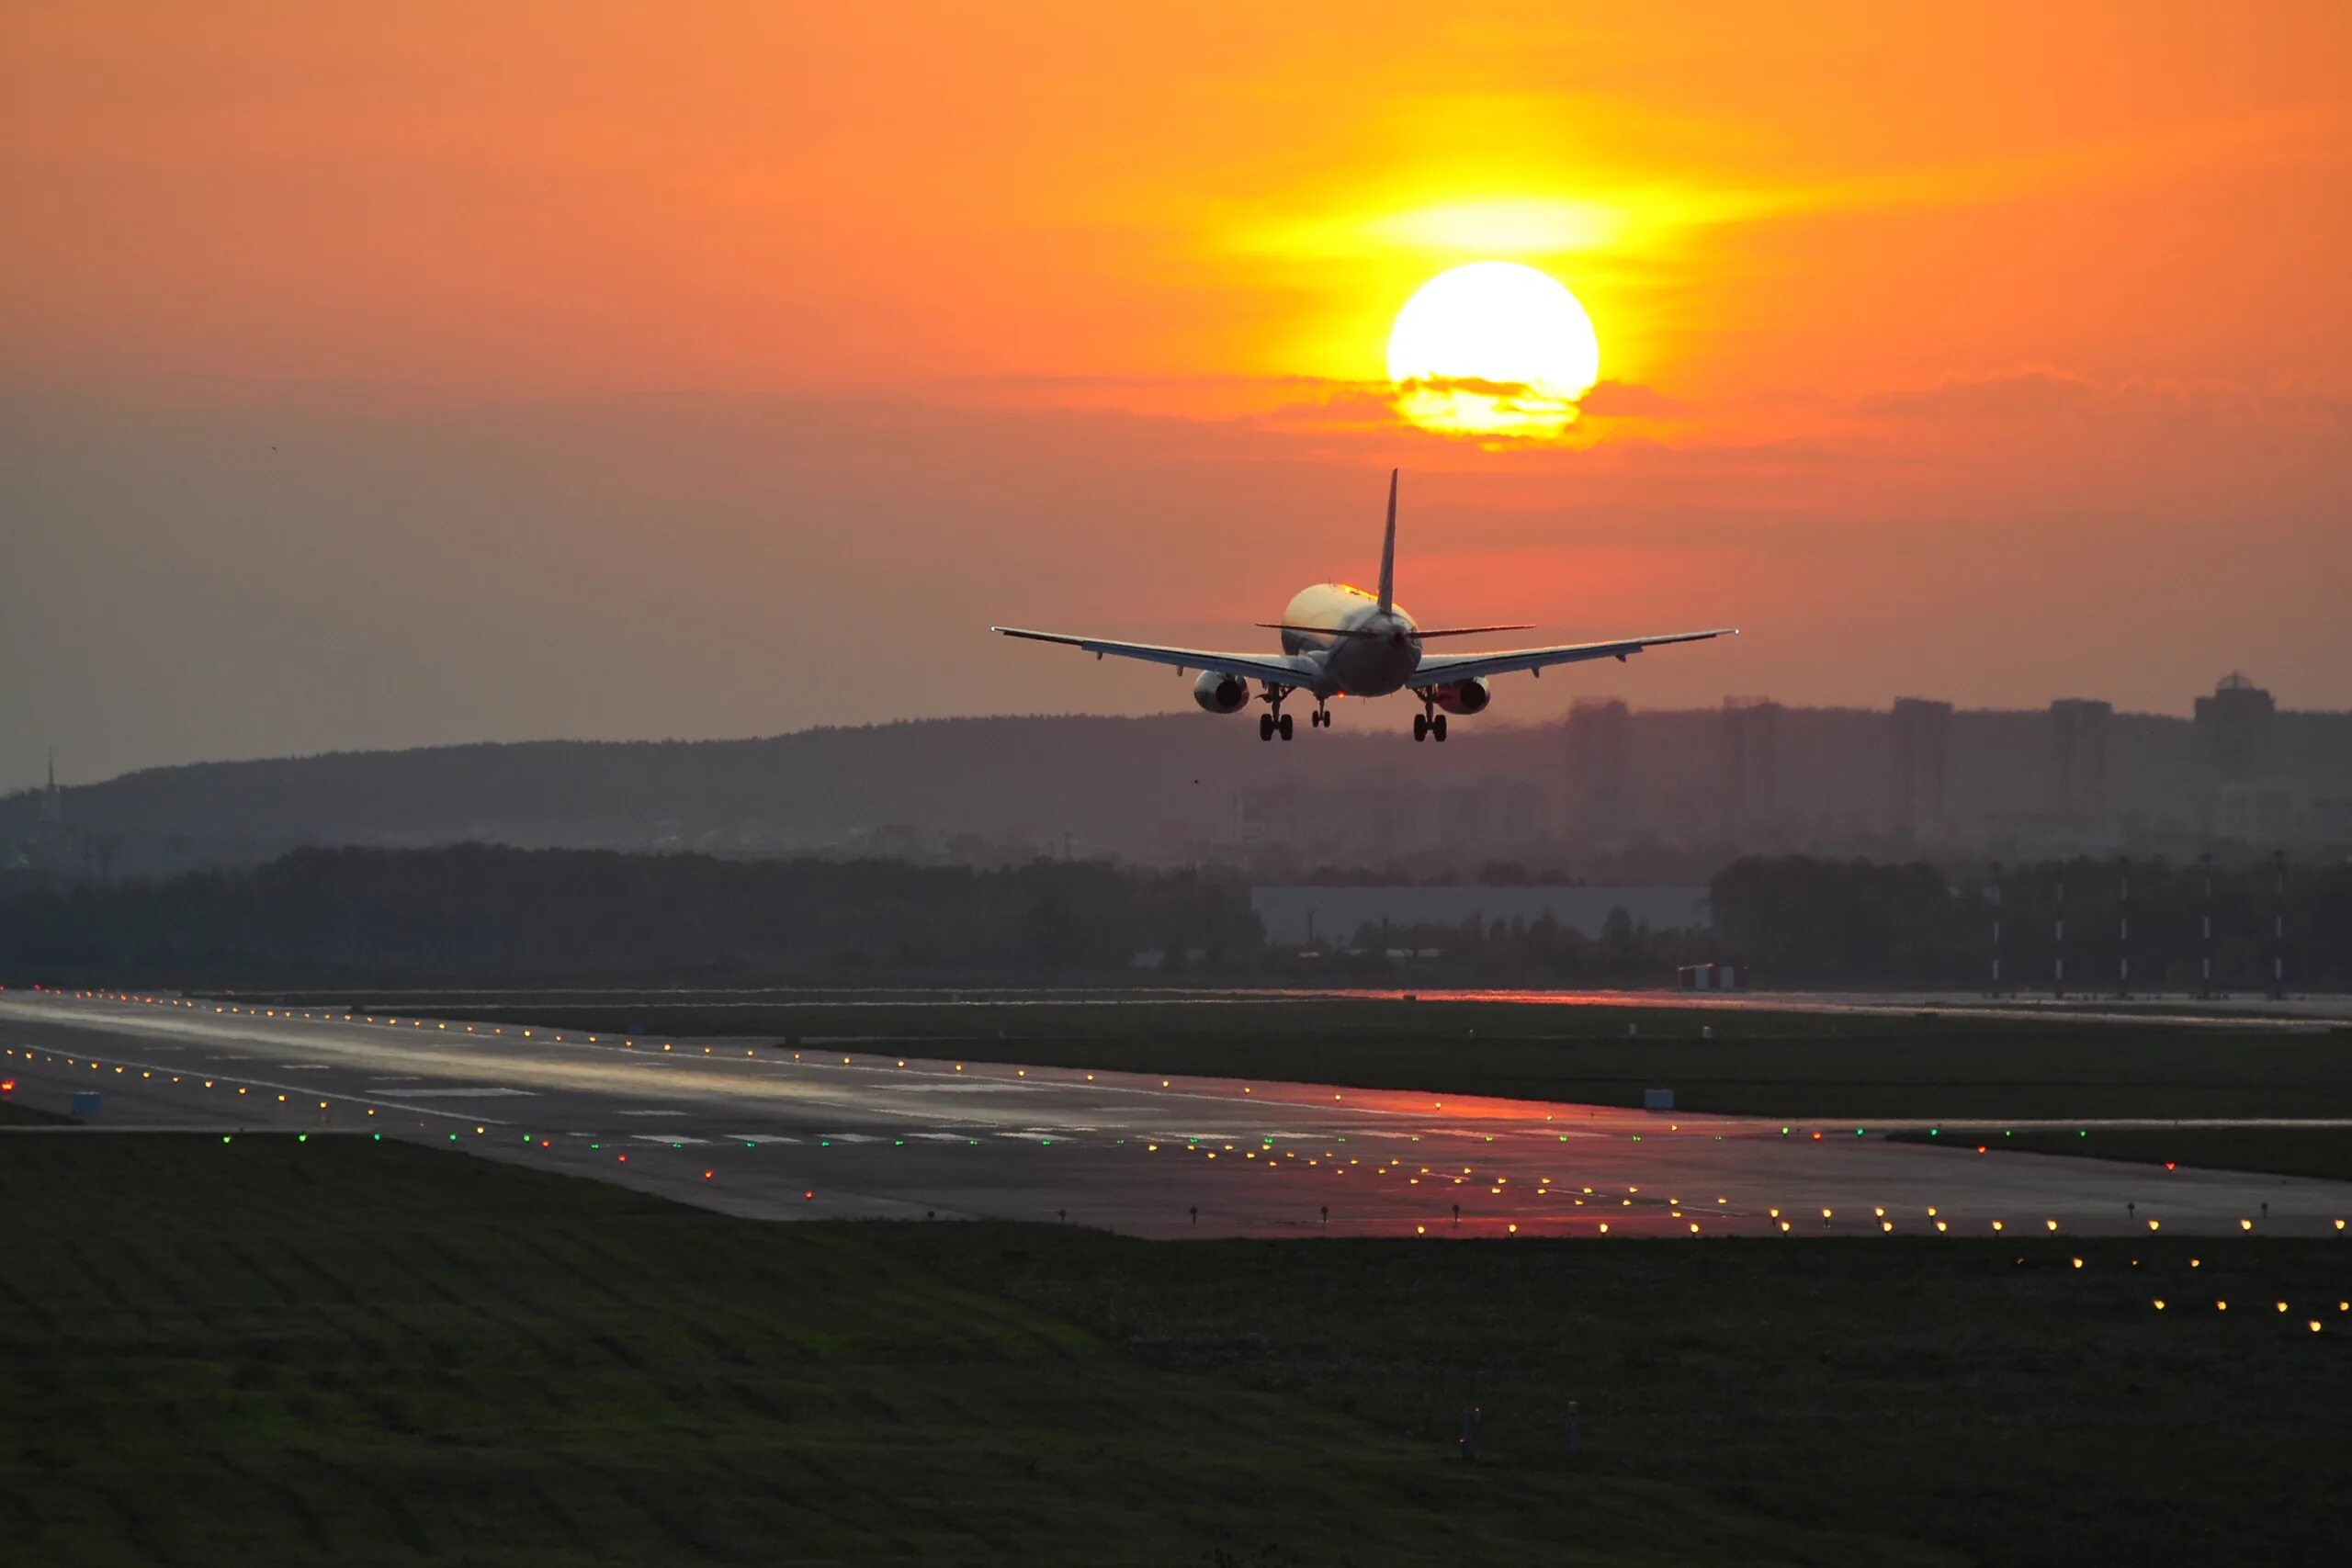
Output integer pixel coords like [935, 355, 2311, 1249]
[1310, 700, 1330, 729]
[1258, 684, 1296, 741]
[1412, 694, 1449, 743]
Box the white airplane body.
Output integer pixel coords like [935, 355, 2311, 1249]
[994, 470, 1735, 742]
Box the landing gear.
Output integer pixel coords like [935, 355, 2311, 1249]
[1432, 715, 1447, 742]
[1413, 713, 1428, 743]
[1258, 686, 1297, 741]
[1411, 694, 1449, 743]
[1310, 701, 1330, 728]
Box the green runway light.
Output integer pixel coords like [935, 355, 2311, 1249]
[820, 1139, 831, 1146]
[220, 1135, 232, 1144]
[1929, 1128, 1939, 1136]
[1042, 1138, 1052, 1145]
[894, 1139, 904, 1146]
[448, 1134, 458, 1142]
[298, 1134, 307, 1143]
[1856, 1127, 1865, 1135]
[371, 1134, 380, 1141]
[591, 1143, 601, 1150]
[1632, 1134, 1642, 1141]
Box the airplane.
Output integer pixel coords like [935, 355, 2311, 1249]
[991, 469, 1736, 742]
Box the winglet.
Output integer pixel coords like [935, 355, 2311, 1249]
[1376, 468, 1398, 614]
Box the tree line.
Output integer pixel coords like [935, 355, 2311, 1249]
[0, 845, 1262, 987]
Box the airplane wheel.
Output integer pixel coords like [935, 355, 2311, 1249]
[1412, 714, 1429, 742]
[1259, 714, 1275, 741]
[1278, 713, 1295, 740]
[1432, 715, 1449, 743]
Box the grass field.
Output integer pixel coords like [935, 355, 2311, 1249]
[3, 1135, 2348, 1566]
[1888, 1125, 2352, 1182]
[249, 989, 2352, 1121]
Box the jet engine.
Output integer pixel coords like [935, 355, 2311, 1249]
[1193, 671, 1251, 715]
[1432, 677, 1492, 716]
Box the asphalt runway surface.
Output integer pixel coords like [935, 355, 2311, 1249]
[6, 988, 2349, 1240]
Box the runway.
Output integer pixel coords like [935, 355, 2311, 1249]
[6, 988, 2348, 1240]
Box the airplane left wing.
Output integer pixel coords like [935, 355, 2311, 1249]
[991, 626, 1321, 687]
[1413, 627, 1737, 684]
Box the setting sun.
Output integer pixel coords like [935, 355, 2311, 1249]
[1385, 262, 1601, 438]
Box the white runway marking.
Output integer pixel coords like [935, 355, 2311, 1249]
[616, 1109, 689, 1118]
[368, 1087, 537, 1099]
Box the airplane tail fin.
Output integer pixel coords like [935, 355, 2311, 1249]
[1376, 468, 1397, 614]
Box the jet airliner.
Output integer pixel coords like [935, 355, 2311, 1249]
[993, 470, 1735, 742]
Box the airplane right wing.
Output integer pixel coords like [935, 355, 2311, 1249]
[991, 626, 1320, 687]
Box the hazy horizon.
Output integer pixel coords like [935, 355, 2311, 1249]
[7, 5, 2347, 790]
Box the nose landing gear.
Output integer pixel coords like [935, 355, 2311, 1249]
[1258, 685, 1297, 741]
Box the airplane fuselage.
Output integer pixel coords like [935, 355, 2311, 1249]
[1276, 583, 1423, 698]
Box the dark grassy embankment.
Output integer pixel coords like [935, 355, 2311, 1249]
[0, 1134, 1914, 1568]
[3, 1134, 2349, 1565]
[1889, 1124, 2352, 1183]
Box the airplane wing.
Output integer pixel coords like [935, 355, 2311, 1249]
[1413, 627, 1738, 684]
[991, 626, 1321, 687]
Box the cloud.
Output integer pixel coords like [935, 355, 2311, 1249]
[1859, 368, 2101, 420]
[1574, 379, 1690, 419]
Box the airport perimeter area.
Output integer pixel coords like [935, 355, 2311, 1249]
[7, 986, 2352, 1566]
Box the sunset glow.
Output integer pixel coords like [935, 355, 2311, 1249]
[2, 3, 2348, 783]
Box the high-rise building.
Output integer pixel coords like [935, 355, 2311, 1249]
[2195, 673, 2275, 781]
[1890, 698, 1952, 839]
[2049, 698, 2111, 818]
[1720, 697, 1781, 823]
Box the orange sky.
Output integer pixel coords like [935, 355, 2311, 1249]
[4, 3, 2348, 784]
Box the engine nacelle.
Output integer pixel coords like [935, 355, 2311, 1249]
[1432, 677, 1493, 716]
[1193, 671, 1251, 715]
